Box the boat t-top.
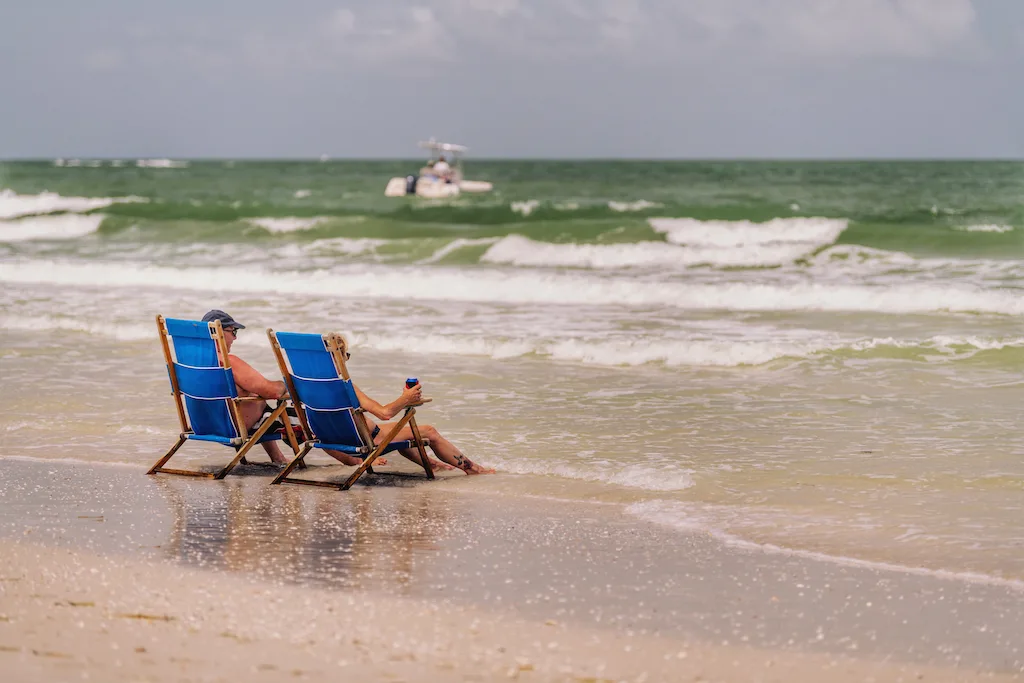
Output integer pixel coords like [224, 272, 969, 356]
[385, 139, 494, 198]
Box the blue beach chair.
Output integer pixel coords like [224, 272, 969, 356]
[266, 329, 434, 490]
[147, 315, 300, 479]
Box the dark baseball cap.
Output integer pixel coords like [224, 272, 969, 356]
[201, 309, 246, 330]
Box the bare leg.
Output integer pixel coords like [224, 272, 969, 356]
[376, 424, 493, 474]
[239, 399, 288, 465]
[323, 448, 386, 467]
[397, 447, 456, 471]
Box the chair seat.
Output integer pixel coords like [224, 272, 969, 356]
[187, 430, 281, 446]
[312, 439, 429, 456]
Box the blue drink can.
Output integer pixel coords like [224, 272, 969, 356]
[406, 377, 418, 388]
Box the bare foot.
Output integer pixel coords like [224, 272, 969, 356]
[428, 458, 457, 471]
[462, 460, 495, 475]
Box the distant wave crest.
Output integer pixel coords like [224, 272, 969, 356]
[0, 189, 146, 220]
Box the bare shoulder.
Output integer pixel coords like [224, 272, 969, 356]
[228, 353, 255, 370]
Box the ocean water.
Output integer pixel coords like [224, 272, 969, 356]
[2, 159, 1023, 585]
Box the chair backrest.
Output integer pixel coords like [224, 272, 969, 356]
[160, 317, 243, 445]
[271, 331, 368, 452]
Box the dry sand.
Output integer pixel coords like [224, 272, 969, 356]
[1, 458, 1022, 682]
[3, 542, 1015, 683]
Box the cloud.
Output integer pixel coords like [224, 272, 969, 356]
[84, 48, 123, 71]
[693, 0, 980, 59]
[355, 0, 983, 64]
[76, 0, 986, 80]
[327, 9, 356, 36]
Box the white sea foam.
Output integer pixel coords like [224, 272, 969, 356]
[4, 259, 1024, 316]
[116, 425, 163, 435]
[348, 331, 537, 360]
[294, 189, 312, 199]
[7, 304, 1023, 368]
[488, 458, 696, 492]
[482, 218, 849, 270]
[956, 224, 1013, 233]
[649, 216, 848, 248]
[0, 214, 105, 242]
[0, 314, 152, 341]
[304, 236, 387, 255]
[418, 237, 501, 264]
[0, 189, 146, 220]
[847, 335, 1024, 356]
[545, 337, 831, 367]
[481, 234, 815, 269]
[135, 159, 189, 168]
[608, 199, 662, 212]
[806, 244, 1024, 280]
[245, 217, 329, 233]
[511, 199, 540, 216]
[626, 500, 1024, 591]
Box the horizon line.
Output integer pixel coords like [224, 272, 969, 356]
[3, 156, 1023, 163]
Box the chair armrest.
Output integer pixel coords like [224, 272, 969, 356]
[407, 398, 432, 407]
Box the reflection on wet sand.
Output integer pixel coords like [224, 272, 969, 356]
[153, 472, 456, 593]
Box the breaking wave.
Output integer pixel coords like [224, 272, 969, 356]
[3, 259, 1024, 315]
[0, 189, 145, 220]
[0, 214, 105, 242]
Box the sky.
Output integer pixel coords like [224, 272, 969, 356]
[1, 0, 1022, 159]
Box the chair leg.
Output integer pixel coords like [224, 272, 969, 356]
[274, 401, 306, 468]
[282, 410, 301, 455]
[340, 447, 384, 491]
[213, 403, 286, 480]
[340, 410, 415, 490]
[147, 435, 188, 475]
[408, 415, 434, 480]
[214, 438, 259, 480]
[272, 443, 315, 485]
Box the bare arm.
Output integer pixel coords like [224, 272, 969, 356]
[229, 354, 286, 399]
[353, 382, 421, 421]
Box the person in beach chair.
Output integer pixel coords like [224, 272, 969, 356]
[266, 328, 491, 490]
[147, 310, 301, 479]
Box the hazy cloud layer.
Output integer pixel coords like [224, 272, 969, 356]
[1, 1, 1021, 157]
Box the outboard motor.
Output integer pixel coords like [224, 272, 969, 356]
[405, 174, 418, 195]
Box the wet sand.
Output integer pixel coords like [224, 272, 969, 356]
[1, 457, 1022, 682]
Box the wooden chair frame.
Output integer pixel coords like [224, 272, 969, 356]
[147, 315, 301, 480]
[266, 329, 434, 490]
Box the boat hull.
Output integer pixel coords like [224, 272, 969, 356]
[385, 176, 459, 198]
[385, 176, 492, 198]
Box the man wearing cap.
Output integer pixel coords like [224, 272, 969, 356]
[202, 310, 290, 465]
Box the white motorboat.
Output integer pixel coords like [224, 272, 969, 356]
[385, 139, 494, 198]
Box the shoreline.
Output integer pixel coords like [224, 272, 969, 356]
[6, 453, 1024, 593]
[1, 457, 1023, 680]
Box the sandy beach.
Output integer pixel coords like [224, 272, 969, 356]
[1, 458, 1021, 682]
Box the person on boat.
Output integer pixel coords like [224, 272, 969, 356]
[334, 334, 493, 475]
[432, 157, 451, 182]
